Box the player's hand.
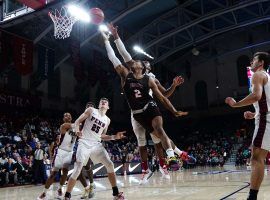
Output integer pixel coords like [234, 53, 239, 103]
[76, 131, 82, 138]
[244, 111, 255, 119]
[115, 131, 126, 140]
[225, 97, 236, 107]
[172, 76, 184, 87]
[100, 30, 110, 41]
[108, 23, 119, 38]
[174, 111, 188, 117]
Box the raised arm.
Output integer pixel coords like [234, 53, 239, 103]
[148, 77, 188, 117]
[108, 23, 135, 69]
[74, 107, 93, 135]
[155, 76, 184, 98]
[101, 31, 129, 82]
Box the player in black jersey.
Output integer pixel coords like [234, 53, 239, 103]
[101, 29, 187, 172]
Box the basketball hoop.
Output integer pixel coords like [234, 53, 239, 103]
[49, 6, 78, 39]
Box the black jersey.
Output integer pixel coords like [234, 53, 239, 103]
[123, 73, 153, 110]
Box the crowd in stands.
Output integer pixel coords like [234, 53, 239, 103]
[0, 111, 258, 187]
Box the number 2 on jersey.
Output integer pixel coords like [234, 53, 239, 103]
[134, 89, 142, 98]
[91, 124, 100, 133]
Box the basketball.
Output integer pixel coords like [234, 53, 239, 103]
[90, 8, 104, 25]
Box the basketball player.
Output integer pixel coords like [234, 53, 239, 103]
[78, 102, 95, 199]
[64, 98, 125, 200]
[107, 24, 195, 182]
[101, 30, 188, 178]
[225, 52, 270, 200]
[38, 113, 76, 200]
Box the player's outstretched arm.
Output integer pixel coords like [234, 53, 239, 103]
[156, 76, 184, 98]
[149, 77, 188, 117]
[74, 108, 93, 136]
[108, 23, 135, 69]
[225, 72, 265, 108]
[101, 31, 129, 82]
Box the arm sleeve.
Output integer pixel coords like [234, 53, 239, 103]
[104, 40, 122, 68]
[114, 38, 132, 63]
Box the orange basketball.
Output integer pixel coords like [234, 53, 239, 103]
[90, 8, 104, 25]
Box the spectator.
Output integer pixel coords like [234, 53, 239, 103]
[4, 158, 18, 185]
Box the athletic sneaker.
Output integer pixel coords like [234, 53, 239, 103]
[88, 184, 94, 198]
[167, 157, 180, 171]
[139, 169, 154, 185]
[180, 151, 197, 164]
[113, 192, 125, 200]
[159, 165, 170, 179]
[37, 192, 46, 200]
[80, 187, 89, 199]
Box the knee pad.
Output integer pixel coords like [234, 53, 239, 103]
[150, 133, 161, 144]
[71, 162, 83, 180]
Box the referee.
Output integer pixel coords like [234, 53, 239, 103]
[33, 142, 45, 185]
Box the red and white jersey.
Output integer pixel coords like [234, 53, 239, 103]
[253, 71, 270, 119]
[80, 108, 110, 146]
[58, 124, 76, 152]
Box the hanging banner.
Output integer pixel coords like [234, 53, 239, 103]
[13, 36, 33, 75]
[70, 38, 84, 81]
[37, 45, 55, 79]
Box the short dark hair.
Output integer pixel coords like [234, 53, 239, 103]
[100, 97, 109, 105]
[253, 52, 270, 70]
[86, 102, 95, 109]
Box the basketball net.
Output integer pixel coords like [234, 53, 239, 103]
[49, 6, 78, 39]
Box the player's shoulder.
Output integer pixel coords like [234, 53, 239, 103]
[253, 70, 268, 79]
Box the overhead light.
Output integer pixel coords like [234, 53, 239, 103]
[192, 47, 200, 56]
[67, 5, 91, 22]
[133, 45, 154, 59]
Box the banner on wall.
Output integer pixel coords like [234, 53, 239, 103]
[13, 36, 34, 75]
[37, 45, 55, 79]
[0, 91, 41, 108]
[70, 38, 84, 81]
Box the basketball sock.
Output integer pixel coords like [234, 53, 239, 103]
[247, 189, 258, 200]
[58, 184, 63, 190]
[166, 148, 175, 158]
[174, 147, 183, 156]
[112, 186, 119, 196]
[141, 161, 148, 171]
[158, 157, 166, 167]
[43, 188, 48, 194]
[65, 192, 71, 198]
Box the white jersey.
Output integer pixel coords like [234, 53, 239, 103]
[252, 71, 270, 120]
[80, 108, 110, 146]
[146, 72, 156, 97]
[58, 123, 76, 152]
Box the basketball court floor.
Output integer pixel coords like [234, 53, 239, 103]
[0, 166, 269, 200]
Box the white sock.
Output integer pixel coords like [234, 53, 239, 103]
[174, 147, 183, 156]
[85, 185, 90, 190]
[43, 188, 48, 194]
[166, 148, 174, 158]
[58, 185, 63, 190]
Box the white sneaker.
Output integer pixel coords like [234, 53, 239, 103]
[37, 192, 46, 200]
[113, 192, 125, 200]
[159, 166, 170, 179]
[139, 169, 154, 185]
